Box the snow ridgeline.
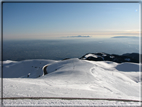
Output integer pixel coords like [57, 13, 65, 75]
[2, 58, 141, 106]
[3, 58, 141, 80]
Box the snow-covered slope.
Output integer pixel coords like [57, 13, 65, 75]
[3, 59, 57, 78]
[2, 58, 141, 106]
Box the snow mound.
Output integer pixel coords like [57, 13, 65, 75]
[3, 60, 17, 64]
[85, 54, 99, 58]
[3, 59, 57, 78]
[38, 59, 140, 99]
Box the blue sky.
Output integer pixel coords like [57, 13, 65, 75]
[3, 3, 140, 40]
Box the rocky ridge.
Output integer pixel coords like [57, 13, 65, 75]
[80, 53, 141, 63]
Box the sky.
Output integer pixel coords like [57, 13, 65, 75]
[3, 2, 140, 40]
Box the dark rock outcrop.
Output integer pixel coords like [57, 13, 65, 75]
[80, 52, 141, 63]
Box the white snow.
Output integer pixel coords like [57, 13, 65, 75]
[83, 53, 104, 60]
[3, 59, 57, 78]
[2, 58, 142, 106]
[85, 53, 98, 58]
[3, 60, 17, 64]
[3, 99, 141, 106]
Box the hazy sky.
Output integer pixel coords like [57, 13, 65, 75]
[3, 2, 140, 40]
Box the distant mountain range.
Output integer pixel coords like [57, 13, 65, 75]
[112, 36, 139, 38]
[80, 52, 141, 63]
[68, 35, 90, 38]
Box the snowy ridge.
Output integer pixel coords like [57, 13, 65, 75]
[2, 57, 141, 106]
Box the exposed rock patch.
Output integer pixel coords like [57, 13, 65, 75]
[80, 52, 141, 63]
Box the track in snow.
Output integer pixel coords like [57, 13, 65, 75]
[1, 97, 141, 102]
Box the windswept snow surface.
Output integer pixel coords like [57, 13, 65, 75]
[2, 58, 141, 106]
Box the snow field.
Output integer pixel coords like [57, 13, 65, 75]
[3, 59, 58, 78]
[2, 58, 142, 106]
[3, 99, 141, 106]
